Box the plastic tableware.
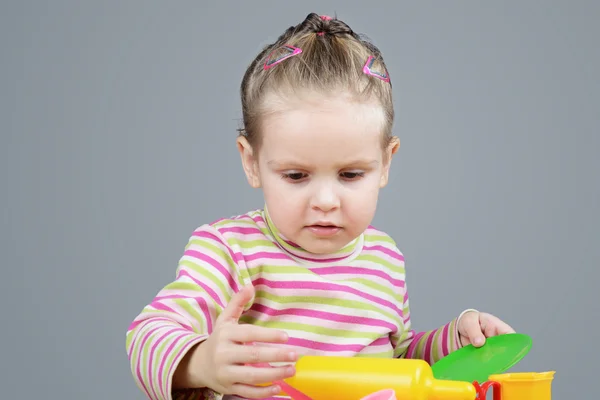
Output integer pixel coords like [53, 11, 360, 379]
[431, 333, 533, 383]
[487, 371, 555, 400]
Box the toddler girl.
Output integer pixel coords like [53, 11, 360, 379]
[126, 12, 515, 400]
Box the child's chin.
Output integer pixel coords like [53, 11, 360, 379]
[301, 238, 345, 255]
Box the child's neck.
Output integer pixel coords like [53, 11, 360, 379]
[263, 205, 363, 265]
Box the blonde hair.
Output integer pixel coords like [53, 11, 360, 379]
[239, 13, 394, 149]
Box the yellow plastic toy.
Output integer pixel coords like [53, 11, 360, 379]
[270, 357, 556, 400]
[262, 356, 476, 400]
[251, 333, 555, 400]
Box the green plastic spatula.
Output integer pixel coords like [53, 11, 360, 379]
[431, 333, 533, 383]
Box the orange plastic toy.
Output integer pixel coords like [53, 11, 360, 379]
[482, 371, 556, 400]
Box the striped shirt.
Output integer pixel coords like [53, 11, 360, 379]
[126, 208, 462, 400]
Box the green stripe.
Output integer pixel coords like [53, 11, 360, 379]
[175, 297, 208, 334]
[347, 277, 404, 300]
[213, 218, 258, 229]
[255, 291, 400, 323]
[354, 254, 405, 274]
[126, 330, 134, 351]
[235, 239, 279, 250]
[355, 350, 393, 358]
[239, 318, 380, 339]
[177, 260, 228, 297]
[140, 329, 150, 386]
[246, 264, 403, 281]
[160, 334, 199, 395]
[402, 302, 410, 316]
[364, 233, 396, 244]
[449, 319, 459, 352]
[395, 341, 410, 358]
[430, 327, 442, 361]
[164, 281, 205, 291]
[153, 339, 171, 379]
[129, 325, 145, 380]
[181, 236, 250, 286]
[246, 265, 315, 276]
[186, 239, 237, 272]
[413, 331, 430, 359]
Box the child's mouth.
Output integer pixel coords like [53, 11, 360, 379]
[306, 224, 341, 237]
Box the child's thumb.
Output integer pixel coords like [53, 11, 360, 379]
[217, 285, 255, 324]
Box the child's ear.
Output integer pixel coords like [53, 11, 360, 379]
[380, 136, 400, 188]
[236, 136, 262, 188]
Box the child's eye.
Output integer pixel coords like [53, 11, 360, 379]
[281, 172, 307, 181]
[340, 171, 365, 180]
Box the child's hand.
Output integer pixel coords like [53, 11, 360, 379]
[190, 285, 298, 399]
[457, 310, 515, 348]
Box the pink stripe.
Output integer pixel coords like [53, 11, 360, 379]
[251, 303, 397, 331]
[362, 245, 405, 262]
[127, 316, 172, 335]
[423, 331, 435, 365]
[309, 266, 405, 287]
[183, 249, 240, 292]
[219, 226, 262, 235]
[152, 294, 213, 333]
[157, 332, 193, 398]
[195, 295, 214, 333]
[134, 324, 167, 399]
[178, 270, 225, 309]
[127, 318, 175, 359]
[231, 213, 259, 222]
[290, 252, 352, 263]
[405, 331, 425, 359]
[245, 251, 291, 262]
[191, 230, 244, 265]
[453, 322, 461, 350]
[246, 249, 403, 266]
[441, 323, 449, 356]
[253, 278, 403, 316]
[286, 336, 389, 353]
[162, 334, 206, 398]
[147, 327, 181, 400]
[149, 301, 194, 331]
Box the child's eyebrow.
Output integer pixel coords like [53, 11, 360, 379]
[267, 160, 379, 169]
[342, 160, 380, 168]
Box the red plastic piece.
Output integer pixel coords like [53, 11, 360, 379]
[473, 380, 501, 400]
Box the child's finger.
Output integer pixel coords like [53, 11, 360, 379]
[496, 322, 516, 334]
[484, 314, 515, 335]
[229, 382, 283, 400]
[229, 323, 290, 344]
[461, 313, 486, 347]
[233, 343, 297, 365]
[231, 363, 296, 386]
[216, 285, 255, 325]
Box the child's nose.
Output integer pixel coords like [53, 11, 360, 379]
[311, 183, 340, 212]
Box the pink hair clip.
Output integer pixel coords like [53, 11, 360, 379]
[316, 16, 331, 36]
[363, 55, 390, 83]
[263, 45, 303, 70]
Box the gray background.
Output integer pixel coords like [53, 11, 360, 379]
[1, 1, 598, 399]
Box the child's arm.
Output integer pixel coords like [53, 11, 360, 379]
[391, 286, 462, 365]
[125, 224, 248, 400]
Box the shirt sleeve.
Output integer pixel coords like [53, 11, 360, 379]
[391, 284, 463, 364]
[125, 224, 251, 400]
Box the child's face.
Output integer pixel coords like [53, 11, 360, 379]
[238, 92, 399, 255]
